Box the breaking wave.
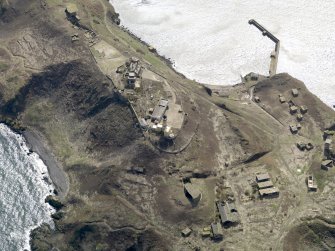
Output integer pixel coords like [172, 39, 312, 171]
[110, 0, 335, 108]
[0, 124, 54, 251]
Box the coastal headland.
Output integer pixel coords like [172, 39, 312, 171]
[1, 0, 335, 250]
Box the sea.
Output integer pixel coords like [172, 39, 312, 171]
[0, 124, 54, 251]
[110, 0, 335, 108]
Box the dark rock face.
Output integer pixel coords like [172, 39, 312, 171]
[45, 195, 64, 211]
[2, 61, 116, 118]
[1, 60, 142, 152]
[284, 219, 335, 251]
[30, 224, 53, 251]
[30, 223, 167, 251]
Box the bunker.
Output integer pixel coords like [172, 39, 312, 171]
[321, 160, 333, 170]
[292, 89, 299, 97]
[290, 105, 298, 114]
[211, 223, 223, 240]
[65, 3, 80, 24]
[184, 183, 201, 202]
[181, 227, 192, 237]
[290, 125, 298, 134]
[279, 95, 286, 103]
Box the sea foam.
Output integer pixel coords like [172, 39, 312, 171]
[0, 124, 54, 251]
[111, 0, 335, 108]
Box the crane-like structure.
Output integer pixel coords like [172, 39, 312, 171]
[248, 19, 280, 76]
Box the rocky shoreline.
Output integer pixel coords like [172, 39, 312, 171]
[23, 129, 69, 199]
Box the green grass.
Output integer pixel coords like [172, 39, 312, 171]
[90, 47, 104, 59]
[48, 123, 73, 161]
[0, 62, 9, 72]
[314, 170, 328, 191]
[46, 0, 62, 7]
[24, 101, 53, 126]
[6, 76, 19, 83]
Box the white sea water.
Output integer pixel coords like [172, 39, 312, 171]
[0, 124, 54, 251]
[111, 0, 335, 108]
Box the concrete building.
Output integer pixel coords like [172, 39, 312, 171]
[256, 173, 279, 198]
[300, 105, 308, 114]
[290, 125, 298, 134]
[211, 223, 223, 240]
[201, 227, 211, 238]
[164, 126, 175, 140]
[290, 105, 298, 114]
[139, 118, 148, 129]
[184, 183, 201, 202]
[292, 88, 299, 97]
[307, 175, 317, 191]
[151, 99, 169, 122]
[325, 137, 332, 150]
[127, 72, 136, 88]
[128, 57, 142, 77]
[181, 227, 192, 237]
[256, 173, 270, 182]
[216, 201, 239, 227]
[250, 73, 259, 81]
[297, 114, 303, 121]
[279, 95, 286, 103]
[259, 187, 279, 197]
[117, 57, 143, 89]
[321, 160, 333, 170]
[257, 180, 274, 189]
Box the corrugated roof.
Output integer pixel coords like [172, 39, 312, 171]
[256, 173, 270, 182]
[159, 99, 169, 107]
[217, 202, 239, 225]
[259, 187, 279, 196]
[257, 180, 273, 189]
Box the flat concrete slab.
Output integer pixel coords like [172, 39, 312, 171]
[166, 103, 183, 129]
[92, 40, 127, 75]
